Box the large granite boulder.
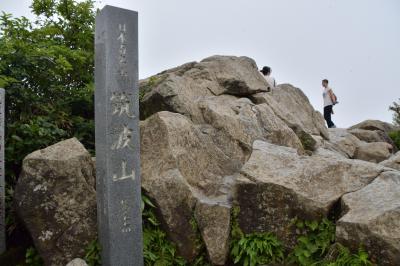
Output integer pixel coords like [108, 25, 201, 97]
[325, 128, 361, 158]
[140, 56, 269, 121]
[233, 140, 384, 248]
[349, 119, 398, 133]
[249, 85, 329, 139]
[14, 138, 97, 266]
[354, 141, 392, 163]
[336, 171, 400, 266]
[349, 128, 388, 143]
[140, 111, 237, 263]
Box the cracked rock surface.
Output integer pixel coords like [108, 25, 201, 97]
[14, 138, 97, 266]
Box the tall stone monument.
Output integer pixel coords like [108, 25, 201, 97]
[95, 6, 143, 265]
[0, 88, 4, 254]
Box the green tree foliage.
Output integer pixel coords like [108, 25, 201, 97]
[389, 99, 400, 149]
[389, 99, 400, 126]
[0, 0, 96, 186]
[389, 131, 400, 150]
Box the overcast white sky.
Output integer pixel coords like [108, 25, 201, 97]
[1, 0, 399, 127]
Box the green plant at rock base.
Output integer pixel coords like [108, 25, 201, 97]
[389, 130, 400, 150]
[288, 218, 336, 266]
[78, 195, 188, 266]
[230, 232, 285, 266]
[79, 195, 187, 266]
[314, 244, 372, 266]
[84, 239, 101, 266]
[24, 247, 44, 266]
[230, 206, 284, 266]
[230, 206, 244, 240]
[288, 218, 373, 266]
[142, 195, 187, 266]
[188, 215, 211, 266]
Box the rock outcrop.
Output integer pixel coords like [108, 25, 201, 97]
[139, 60, 400, 265]
[233, 140, 385, 248]
[138, 56, 332, 264]
[140, 56, 328, 144]
[14, 56, 400, 265]
[14, 138, 97, 266]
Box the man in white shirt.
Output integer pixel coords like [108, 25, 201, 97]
[322, 79, 336, 128]
[260, 66, 276, 91]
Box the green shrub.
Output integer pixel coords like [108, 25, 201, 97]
[1, 0, 96, 178]
[389, 99, 400, 126]
[389, 130, 400, 150]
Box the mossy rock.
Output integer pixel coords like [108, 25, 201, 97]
[289, 125, 317, 152]
[139, 74, 167, 102]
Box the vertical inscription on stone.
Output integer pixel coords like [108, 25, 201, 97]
[0, 88, 5, 254]
[95, 6, 142, 266]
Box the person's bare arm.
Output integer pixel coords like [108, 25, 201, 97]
[328, 89, 335, 103]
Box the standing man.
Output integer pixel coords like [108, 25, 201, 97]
[322, 79, 336, 128]
[260, 66, 276, 91]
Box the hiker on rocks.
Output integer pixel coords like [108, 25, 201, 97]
[322, 79, 337, 128]
[260, 66, 276, 91]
